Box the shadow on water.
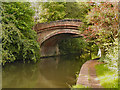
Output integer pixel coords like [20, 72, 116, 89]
[2, 54, 91, 88]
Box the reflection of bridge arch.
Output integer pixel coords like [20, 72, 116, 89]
[33, 19, 83, 57]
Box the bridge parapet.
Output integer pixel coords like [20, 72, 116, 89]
[33, 19, 82, 33]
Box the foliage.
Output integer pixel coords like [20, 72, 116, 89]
[2, 2, 40, 65]
[72, 84, 90, 88]
[59, 38, 99, 59]
[39, 2, 66, 22]
[31, 2, 42, 23]
[0, 49, 1, 62]
[99, 39, 118, 71]
[0, 28, 1, 65]
[58, 38, 88, 55]
[64, 2, 91, 21]
[88, 42, 99, 59]
[39, 2, 91, 22]
[81, 2, 118, 48]
[95, 64, 118, 88]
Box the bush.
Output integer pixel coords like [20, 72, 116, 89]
[2, 2, 40, 65]
[99, 39, 118, 71]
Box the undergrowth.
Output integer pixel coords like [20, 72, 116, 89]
[95, 64, 118, 88]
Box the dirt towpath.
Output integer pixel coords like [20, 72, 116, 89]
[76, 59, 103, 88]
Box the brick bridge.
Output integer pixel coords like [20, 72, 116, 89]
[33, 19, 83, 57]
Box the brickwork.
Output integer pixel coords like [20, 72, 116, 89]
[33, 19, 82, 57]
[33, 19, 82, 34]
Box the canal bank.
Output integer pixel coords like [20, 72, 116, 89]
[76, 59, 103, 88]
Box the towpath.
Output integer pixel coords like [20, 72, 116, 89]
[77, 59, 103, 88]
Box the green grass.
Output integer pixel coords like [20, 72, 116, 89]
[72, 84, 90, 88]
[95, 64, 118, 88]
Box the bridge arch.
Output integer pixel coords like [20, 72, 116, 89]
[33, 19, 83, 57]
[40, 29, 81, 45]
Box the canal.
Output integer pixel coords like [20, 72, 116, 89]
[2, 54, 90, 88]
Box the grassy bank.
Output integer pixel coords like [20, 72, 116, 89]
[72, 84, 89, 88]
[95, 63, 118, 88]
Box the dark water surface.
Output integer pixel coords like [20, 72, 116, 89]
[2, 54, 90, 88]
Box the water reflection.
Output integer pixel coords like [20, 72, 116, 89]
[2, 54, 90, 88]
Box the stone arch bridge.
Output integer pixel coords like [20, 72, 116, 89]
[33, 19, 83, 57]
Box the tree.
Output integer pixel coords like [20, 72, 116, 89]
[39, 2, 66, 22]
[2, 2, 40, 65]
[39, 2, 91, 22]
[65, 2, 90, 22]
[81, 2, 118, 47]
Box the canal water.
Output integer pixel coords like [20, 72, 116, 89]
[2, 54, 90, 88]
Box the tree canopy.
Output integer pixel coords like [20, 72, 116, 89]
[81, 2, 118, 48]
[39, 2, 91, 22]
[2, 2, 40, 65]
